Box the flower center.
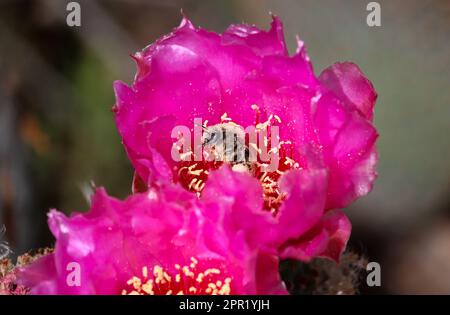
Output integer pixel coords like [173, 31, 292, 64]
[175, 106, 300, 214]
[122, 257, 232, 295]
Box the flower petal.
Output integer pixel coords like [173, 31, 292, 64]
[319, 62, 377, 121]
[314, 90, 378, 209]
[275, 168, 328, 243]
[222, 15, 288, 57]
[279, 209, 351, 263]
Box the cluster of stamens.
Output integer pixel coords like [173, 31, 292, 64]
[175, 105, 300, 214]
[251, 105, 301, 213]
[122, 257, 232, 295]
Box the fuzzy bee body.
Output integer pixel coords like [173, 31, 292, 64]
[201, 123, 255, 174]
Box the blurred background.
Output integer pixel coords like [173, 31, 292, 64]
[0, 0, 449, 294]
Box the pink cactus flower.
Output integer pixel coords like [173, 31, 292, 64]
[112, 16, 377, 266]
[17, 165, 345, 295]
[113, 16, 377, 213]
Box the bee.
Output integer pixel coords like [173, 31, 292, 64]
[200, 123, 255, 174]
